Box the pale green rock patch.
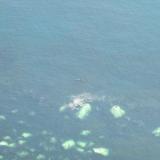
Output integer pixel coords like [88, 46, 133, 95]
[0, 155, 4, 159]
[76, 103, 92, 120]
[22, 132, 32, 138]
[152, 127, 160, 137]
[0, 115, 6, 121]
[8, 143, 16, 148]
[110, 105, 126, 118]
[62, 140, 76, 150]
[36, 154, 46, 160]
[0, 141, 9, 147]
[93, 147, 109, 156]
[80, 130, 91, 136]
[17, 151, 29, 158]
[3, 136, 11, 141]
[59, 105, 67, 112]
[50, 137, 57, 144]
[76, 147, 85, 153]
[18, 140, 26, 145]
[0, 141, 16, 148]
[77, 141, 87, 148]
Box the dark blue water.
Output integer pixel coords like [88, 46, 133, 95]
[0, 0, 160, 159]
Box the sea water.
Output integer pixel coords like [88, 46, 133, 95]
[0, 0, 160, 159]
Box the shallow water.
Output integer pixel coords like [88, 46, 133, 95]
[0, 0, 160, 159]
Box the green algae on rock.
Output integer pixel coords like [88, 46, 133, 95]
[0, 141, 16, 148]
[62, 140, 76, 150]
[152, 127, 160, 137]
[36, 154, 46, 160]
[0, 155, 4, 160]
[22, 132, 32, 138]
[93, 147, 109, 156]
[17, 151, 29, 158]
[80, 130, 91, 136]
[3, 136, 11, 141]
[50, 137, 57, 144]
[8, 143, 16, 148]
[110, 105, 126, 118]
[0, 141, 9, 147]
[76, 147, 85, 153]
[77, 141, 87, 148]
[0, 115, 6, 121]
[18, 140, 26, 145]
[59, 105, 67, 112]
[76, 103, 92, 120]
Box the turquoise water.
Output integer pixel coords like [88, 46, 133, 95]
[0, 0, 160, 159]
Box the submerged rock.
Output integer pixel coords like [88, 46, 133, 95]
[17, 151, 29, 158]
[59, 105, 67, 112]
[8, 143, 16, 148]
[36, 154, 46, 160]
[76, 147, 85, 153]
[110, 105, 126, 118]
[76, 103, 92, 120]
[22, 132, 32, 138]
[61, 92, 105, 111]
[0, 141, 16, 148]
[0, 115, 6, 121]
[0, 141, 9, 147]
[50, 137, 57, 144]
[80, 130, 91, 136]
[0, 155, 4, 159]
[62, 140, 76, 150]
[93, 147, 109, 156]
[152, 127, 160, 137]
[3, 136, 11, 141]
[77, 141, 87, 148]
[18, 140, 26, 145]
